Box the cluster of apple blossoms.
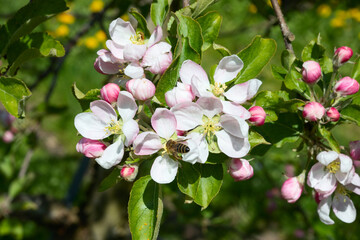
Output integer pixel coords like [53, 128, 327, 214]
[74, 18, 266, 185]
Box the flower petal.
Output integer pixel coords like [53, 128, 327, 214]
[171, 102, 203, 131]
[213, 55, 244, 84]
[317, 151, 339, 166]
[180, 60, 209, 85]
[223, 79, 262, 104]
[117, 91, 138, 122]
[123, 43, 147, 61]
[95, 139, 124, 169]
[191, 75, 212, 97]
[336, 166, 355, 185]
[215, 130, 250, 158]
[307, 162, 327, 188]
[339, 153, 353, 173]
[106, 40, 124, 60]
[150, 155, 179, 184]
[196, 97, 222, 118]
[220, 114, 249, 138]
[221, 100, 251, 119]
[109, 18, 135, 46]
[122, 119, 139, 146]
[124, 62, 144, 79]
[74, 112, 109, 140]
[185, 132, 208, 164]
[317, 197, 335, 225]
[90, 100, 117, 123]
[147, 25, 163, 47]
[151, 108, 176, 139]
[332, 192, 356, 223]
[133, 132, 162, 155]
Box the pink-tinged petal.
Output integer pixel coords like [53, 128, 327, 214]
[213, 55, 244, 84]
[215, 130, 250, 158]
[147, 25, 163, 47]
[95, 139, 124, 169]
[307, 162, 327, 188]
[317, 197, 335, 225]
[133, 132, 162, 155]
[117, 91, 138, 122]
[332, 192, 356, 223]
[338, 154, 353, 173]
[171, 102, 203, 131]
[122, 119, 139, 146]
[220, 114, 249, 138]
[316, 151, 339, 166]
[180, 60, 208, 85]
[109, 18, 135, 45]
[191, 75, 212, 98]
[221, 101, 251, 119]
[123, 44, 147, 61]
[151, 108, 176, 139]
[165, 82, 195, 108]
[150, 155, 179, 184]
[346, 173, 360, 195]
[74, 112, 109, 140]
[317, 185, 337, 198]
[106, 40, 124, 60]
[224, 79, 262, 104]
[90, 100, 117, 123]
[335, 166, 354, 185]
[124, 62, 144, 79]
[351, 172, 360, 187]
[315, 172, 337, 193]
[350, 140, 360, 160]
[196, 97, 222, 118]
[142, 42, 172, 75]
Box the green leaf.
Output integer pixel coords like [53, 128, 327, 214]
[341, 104, 360, 126]
[176, 13, 203, 55]
[72, 83, 101, 111]
[98, 168, 120, 192]
[255, 90, 304, 114]
[318, 126, 340, 153]
[213, 43, 231, 57]
[281, 49, 296, 70]
[196, 11, 222, 51]
[351, 56, 360, 81]
[9, 178, 27, 200]
[7, 32, 65, 76]
[301, 35, 326, 62]
[129, 9, 151, 38]
[249, 130, 270, 148]
[234, 36, 276, 84]
[192, 0, 220, 18]
[271, 65, 288, 82]
[150, 0, 171, 26]
[0, 77, 31, 118]
[129, 175, 163, 240]
[0, 0, 68, 55]
[284, 64, 311, 100]
[178, 163, 223, 209]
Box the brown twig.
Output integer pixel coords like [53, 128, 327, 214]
[270, 0, 295, 53]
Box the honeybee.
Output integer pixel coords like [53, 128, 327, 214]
[166, 139, 190, 160]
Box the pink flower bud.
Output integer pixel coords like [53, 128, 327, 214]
[302, 102, 325, 121]
[350, 140, 360, 160]
[301, 61, 322, 84]
[2, 130, 14, 143]
[76, 138, 107, 158]
[101, 83, 120, 104]
[326, 107, 340, 122]
[334, 46, 353, 65]
[228, 158, 253, 181]
[126, 78, 156, 101]
[120, 165, 139, 182]
[165, 82, 195, 108]
[334, 77, 360, 96]
[248, 106, 266, 126]
[281, 172, 305, 203]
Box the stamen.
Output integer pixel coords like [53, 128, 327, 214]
[210, 82, 227, 97]
[104, 120, 122, 135]
[326, 160, 340, 173]
[335, 185, 349, 203]
[203, 117, 221, 135]
[130, 33, 145, 45]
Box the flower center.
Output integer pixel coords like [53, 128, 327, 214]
[105, 120, 122, 135]
[335, 185, 350, 202]
[326, 160, 340, 173]
[130, 32, 145, 45]
[210, 82, 227, 97]
[203, 117, 221, 135]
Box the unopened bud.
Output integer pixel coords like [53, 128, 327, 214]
[76, 138, 107, 158]
[165, 82, 195, 108]
[326, 107, 340, 122]
[126, 78, 156, 101]
[120, 165, 139, 182]
[350, 140, 360, 160]
[228, 158, 253, 181]
[334, 77, 359, 96]
[248, 106, 266, 126]
[303, 102, 325, 121]
[334, 46, 353, 67]
[2, 130, 14, 143]
[101, 83, 120, 104]
[301, 61, 322, 84]
[281, 172, 305, 203]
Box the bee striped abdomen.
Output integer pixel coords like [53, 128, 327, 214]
[175, 143, 190, 153]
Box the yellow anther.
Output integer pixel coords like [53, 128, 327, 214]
[203, 117, 221, 135]
[105, 120, 121, 135]
[326, 160, 340, 173]
[335, 185, 350, 202]
[210, 82, 227, 97]
[130, 33, 145, 45]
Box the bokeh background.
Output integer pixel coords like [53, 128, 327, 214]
[1, 0, 360, 239]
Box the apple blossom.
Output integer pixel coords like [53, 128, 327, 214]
[121, 165, 139, 182]
[334, 46, 353, 67]
[165, 82, 195, 108]
[76, 138, 107, 158]
[248, 106, 266, 126]
[142, 42, 172, 75]
[94, 49, 123, 75]
[302, 102, 325, 121]
[350, 140, 360, 160]
[334, 77, 359, 96]
[228, 158, 253, 181]
[281, 171, 305, 203]
[326, 107, 340, 122]
[301, 60, 322, 84]
[101, 83, 120, 104]
[126, 78, 156, 101]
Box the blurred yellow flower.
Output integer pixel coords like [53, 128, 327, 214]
[95, 30, 107, 42]
[84, 37, 99, 49]
[121, 13, 129, 21]
[55, 25, 69, 37]
[349, 8, 360, 22]
[335, 10, 348, 19]
[90, 0, 104, 13]
[330, 17, 345, 28]
[266, 0, 281, 8]
[317, 4, 331, 18]
[249, 4, 257, 14]
[56, 12, 75, 24]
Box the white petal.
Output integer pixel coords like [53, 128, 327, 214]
[90, 100, 117, 123]
[123, 43, 147, 61]
[180, 60, 208, 85]
[315, 171, 337, 193]
[213, 55, 244, 84]
[171, 102, 203, 131]
[332, 192, 356, 223]
[109, 18, 135, 46]
[220, 114, 249, 138]
[335, 166, 355, 185]
[223, 79, 262, 104]
[317, 151, 339, 166]
[95, 139, 124, 169]
[215, 130, 250, 158]
[147, 25, 163, 47]
[182, 138, 199, 164]
[133, 132, 162, 155]
[186, 132, 209, 164]
[150, 155, 179, 184]
[307, 162, 327, 188]
[124, 62, 144, 79]
[191, 75, 211, 97]
[338, 154, 353, 173]
[117, 91, 138, 122]
[106, 40, 124, 60]
[317, 197, 335, 225]
[122, 119, 139, 146]
[74, 112, 109, 140]
[196, 97, 222, 118]
[221, 100, 251, 119]
[151, 108, 176, 139]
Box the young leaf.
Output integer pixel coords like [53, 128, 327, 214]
[98, 168, 120, 192]
[196, 11, 222, 51]
[0, 77, 31, 118]
[341, 104, 360, 126]
[150, 0, 171, 26]
[192, 0, 220, 18]
[128, 175, 163, 240]
[301, 36, 326, 62]
[129, 9, 151, 38]
[249, 130, 270, 148]
[351, 56, 360, 81]
[72, 83, 101, 111]
[213, 43, 231, 57]
[318, 126, 341, 153]
[283, 64, 311, 100]
[176, 13, 203, 56]
[281, 49, 296, 70]
[234, 36, 277, 84]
